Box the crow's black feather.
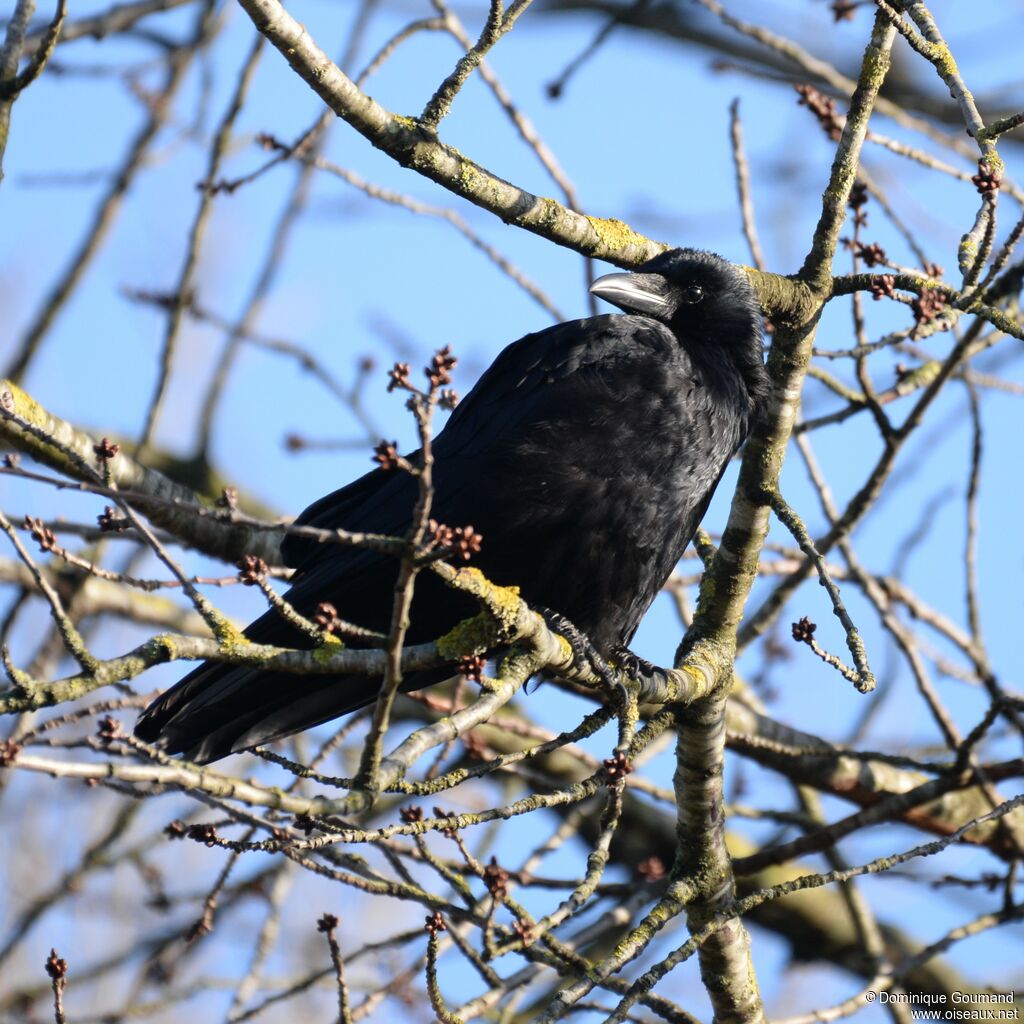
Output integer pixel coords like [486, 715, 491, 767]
[135, 249, 767, 762]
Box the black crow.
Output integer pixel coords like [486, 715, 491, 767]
[135, 248, 767, 762]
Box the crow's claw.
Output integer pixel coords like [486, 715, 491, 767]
[533, 606, 619, 691]
[610, 645, 661, 681]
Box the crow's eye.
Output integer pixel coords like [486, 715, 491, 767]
[680, 284, 704, 304]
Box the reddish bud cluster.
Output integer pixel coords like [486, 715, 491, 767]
[24, 515, 58, 554]
[0, 738, 22, 767]
[424, 911, 447, 936]
[92, 437, 120, 462]
[400, 805, 424, 824]
[317, 913, 340, 933]
[457, 654, 486, 681]
[439, 388, 460, 411]
[913, 287, 948, 329]
[387, 362, 412, 393]
[870, 275, 896, 301]
[45, 949, 68, 981]
[164, 819, 187, 839]
[442, 524, 485, 565]
[97, 505, 129, 533]
[313, 602, 341, 633]
[187, 823, 219, 846]
[237, 555, 268, 586]
[427, 519, 483, 561]
[848, 182, 869, 227]
[426, 345, 457, 389]
[844, 239, 887, 268]
[924, 262, 944, 279]
[603, 750, 633, 783]
[482, 856, 510, 902]
[373, 440, 400, 471]
[972, 160, 1003, 200]
[427, 519, 452, 547]
[795, 84, 841, 140]
[96, 716, 122, 746]
[432, 806, 458, 839]
[512, 918, 534, 945]
[791, 616, 817, 643]
[831, 0, 858, 21]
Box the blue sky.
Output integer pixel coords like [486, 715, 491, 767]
[1, 0, 1022, 1018]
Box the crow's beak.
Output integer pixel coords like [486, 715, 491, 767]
[589, 272, 672, 318]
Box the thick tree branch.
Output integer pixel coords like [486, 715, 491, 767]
[0, 380, 283, 564]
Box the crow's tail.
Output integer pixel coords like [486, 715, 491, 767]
[134, 662, 413, 764]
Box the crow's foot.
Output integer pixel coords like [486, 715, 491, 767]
[609, 645, 660, 680]
[533, 607, 619, 692]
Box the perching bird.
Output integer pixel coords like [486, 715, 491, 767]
[135, 248, 767, 762]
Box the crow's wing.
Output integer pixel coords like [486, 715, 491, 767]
[281, 313, 676, 572]
[135, 315, 683, 761]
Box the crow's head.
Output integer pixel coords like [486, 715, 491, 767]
[590, 247, 767, 405]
